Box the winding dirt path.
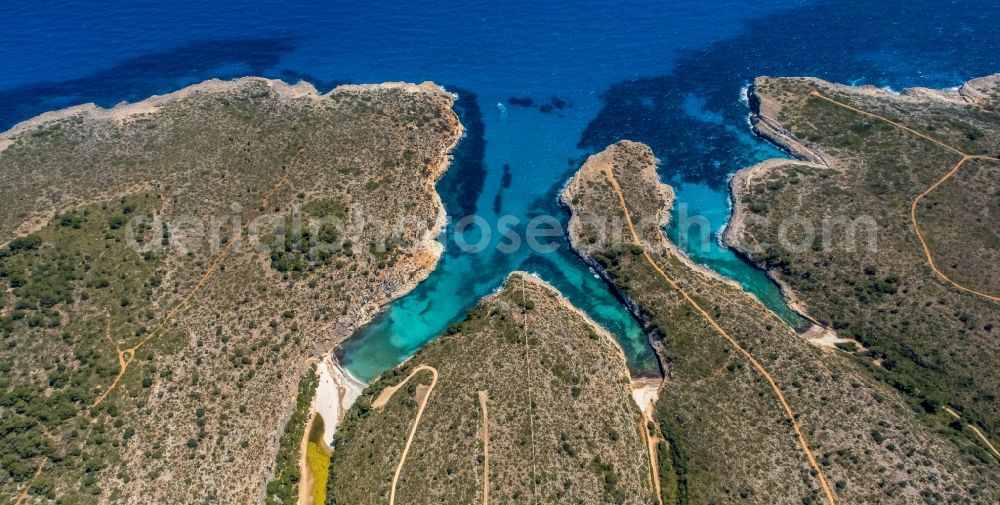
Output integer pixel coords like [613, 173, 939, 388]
[371, 364, 439, 505]
[90, 146, 304, 409]
[809, 91, 999, 303]
[478, 391, 490, 505]
[771, 91, 1000, 465]
[943, 407, 1000, 459]
[808, 91, 963, 155]
[908, 155, 1000, 302]
[0, 147, 305, 505]
[600, 164, 837, 505]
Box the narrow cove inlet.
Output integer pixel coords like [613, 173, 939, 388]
[3, 1, 1000, 503]
[335, 89, 807, 384]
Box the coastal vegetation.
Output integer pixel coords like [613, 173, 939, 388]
[0, 77, 461, 504]
[562, 140, 999, 504]
[3, 50, 996, 505]
[327, 272, 656, 504]
[731, 76, 1000, 451]
[267, 367, 318, 505]
[0, 194, 168, 501]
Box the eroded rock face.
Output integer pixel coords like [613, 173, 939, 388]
[328, 271, 655, 505]
[0, 77, 462, 504]
[731, 76, 1000, 446]
[562, 140, 999, 504]
[561, 140, 673, 257]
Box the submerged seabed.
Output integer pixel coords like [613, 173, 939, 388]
[2, 0, 999, 381]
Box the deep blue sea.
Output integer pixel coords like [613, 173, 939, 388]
[3, 0, 999, 381]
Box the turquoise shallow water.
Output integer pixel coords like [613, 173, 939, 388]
[667, 181, 804, 326]
[1, 0, 998, 383]
[339, 86, 802, 382]
[338, 92, 665, 380]
[666, 93, 804, 325]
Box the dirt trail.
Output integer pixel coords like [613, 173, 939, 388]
[478, 391, 490, 505]
[296, 412, 317, 505]
[641, 412, 664, 505]
[516, 277, 539, 505]
[968, 425, 1000, 459]
[808, 91, 964, 155]
[600, 164, 837, 505]
[909, 154, 999, 302]
[809, 91, 999, 303]
[12, 461, 44, 505]
[8, 146, 307, 504]
[630, 379, 664, 505]
[9, 410, 60, 504]
[90, 146, 304, 409]
[371, 364, 439, 505]
[943, 407, 1000, 459]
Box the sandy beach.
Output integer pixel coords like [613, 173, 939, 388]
[630, 378, 662, 417]
[520, 272, 663, 417]
[296, 354, 367, 505]
[799, 325, 867, 352]
[313, 354, 366, 445]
